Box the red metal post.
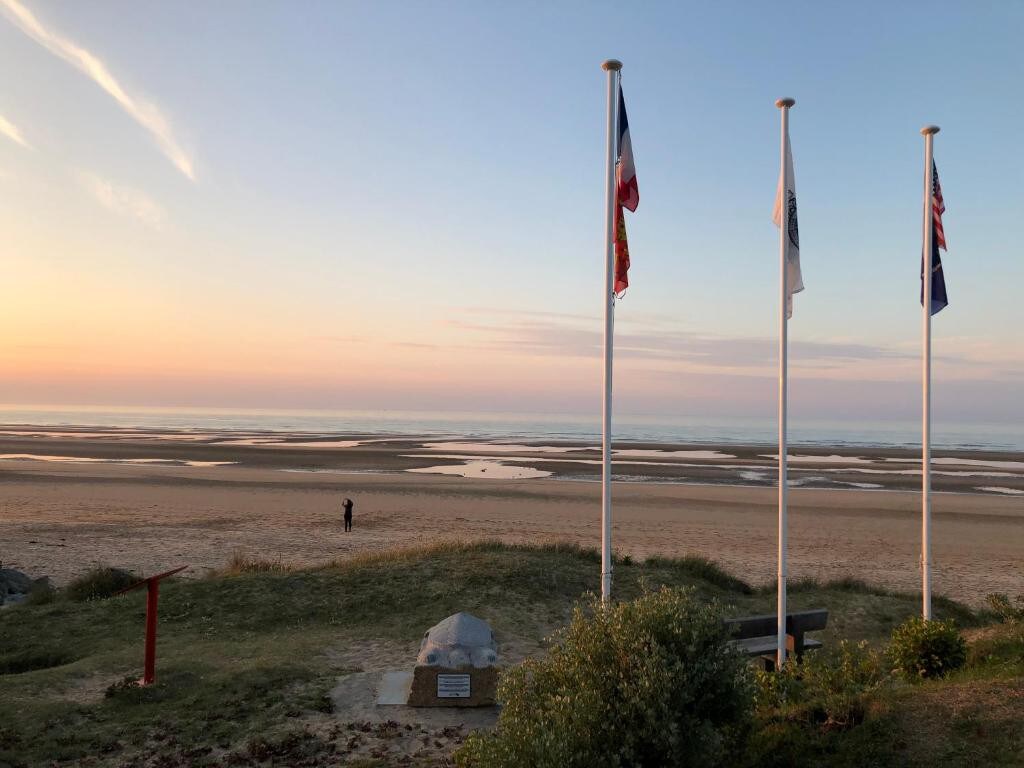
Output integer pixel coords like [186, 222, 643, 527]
[142, 579, 160, 685]
[115, 565, 186, 688]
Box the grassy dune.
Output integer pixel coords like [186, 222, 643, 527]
[0, 541, 1020, 767]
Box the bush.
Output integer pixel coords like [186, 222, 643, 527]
[24, 580, 56, 606]
[455, 587, 753, 768]
[755, 641, 887, 729]
[887, 617, 966, 680]
[986, 592, 1024, 623]
[65, 567, 137, 602]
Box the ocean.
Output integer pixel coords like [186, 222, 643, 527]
[0, 405, 1021, 452]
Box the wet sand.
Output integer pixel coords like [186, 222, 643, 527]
[2, 428, 1023, 492]
[2, 434, 1022, 605]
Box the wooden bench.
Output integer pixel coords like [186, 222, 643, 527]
[723, 609, 828, 669]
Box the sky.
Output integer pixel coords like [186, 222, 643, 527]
[1, 0, 1022, 428]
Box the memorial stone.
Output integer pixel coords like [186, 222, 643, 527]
[406, 612, 499, 707]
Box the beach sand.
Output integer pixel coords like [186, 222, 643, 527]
[2, 444, 1022, 605]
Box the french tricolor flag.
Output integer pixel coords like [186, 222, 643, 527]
[616, 86, 638, 212]
[613, 85, 638, 294]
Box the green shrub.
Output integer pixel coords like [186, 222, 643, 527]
[23, 580, 56, 606]
[986, 592, 1024, 623]
[455, 587, 753, 768]
[887, 617, 966, 680]
[755, 641, 887, 729]
[65, 567, 136, 602]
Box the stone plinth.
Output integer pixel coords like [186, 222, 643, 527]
[407, 612, 499, 707]
[407, 666, 499, 707]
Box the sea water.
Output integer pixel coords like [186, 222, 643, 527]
[0, 405, 1020, 451]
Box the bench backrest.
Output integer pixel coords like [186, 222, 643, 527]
[724, 609, 828, 640]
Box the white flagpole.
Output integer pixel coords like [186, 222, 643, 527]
[600, 59, 622, 604]
[775, 97, 795, 667]
[920, 124, 939, 620]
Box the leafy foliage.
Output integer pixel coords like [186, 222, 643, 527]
[456, 587, 753, 768]
[0, 542, 1007, 767]
[755, 641, 888, 729]
[888, 617, 966, 680]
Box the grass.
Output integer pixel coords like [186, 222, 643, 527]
[0, 540, 1019, 767]
[64, 567, 138, 603]
[220, 549, 290, 575]
[750, 666, 1024, 767]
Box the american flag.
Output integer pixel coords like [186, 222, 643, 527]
[932, 161, 946, 250]
[922, 160, 948, 315]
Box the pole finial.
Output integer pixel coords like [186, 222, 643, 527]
[920, 125, 940, 136]
[602, 59, 622, 72]
[775, 97, 795, 109]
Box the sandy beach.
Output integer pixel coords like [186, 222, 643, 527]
[1, 429, 1022, 606]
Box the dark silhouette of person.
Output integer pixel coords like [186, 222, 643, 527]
[343, 498, 354, 532]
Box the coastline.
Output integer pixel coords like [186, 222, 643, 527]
[1, 425, 1023, 494]
[1, 427, 1022, 606]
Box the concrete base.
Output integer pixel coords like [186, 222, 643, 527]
[407, 666, 498, 707]
[331, 672, 500, 730]
[376, 671, 413, 705]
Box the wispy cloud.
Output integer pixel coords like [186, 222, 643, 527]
[444, 311, 999, 380]
[77, 171, 166, 228]
[0, 0, 195, 180]
[0, 114, 30, 149]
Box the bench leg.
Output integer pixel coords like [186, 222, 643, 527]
[788, 632, 804, 662]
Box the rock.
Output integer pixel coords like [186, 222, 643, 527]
[0, 568, 33, 597]
[407, 613, 499, 708]
[415, 613, 497, 668]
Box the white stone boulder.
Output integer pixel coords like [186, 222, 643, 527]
[416, 612, 498, 668]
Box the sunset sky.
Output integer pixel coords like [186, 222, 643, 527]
[1, 0, 1022, 426]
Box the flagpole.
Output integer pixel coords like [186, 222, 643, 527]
[600, 59, 621, 604]
[920, 124, 939, 620]
[775, 97, 795, 667]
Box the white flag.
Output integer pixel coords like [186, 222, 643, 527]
[773, 129, 804, 318]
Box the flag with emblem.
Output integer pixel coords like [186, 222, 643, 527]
[921, 161, 948, 315]
[772, 126, 803, 318]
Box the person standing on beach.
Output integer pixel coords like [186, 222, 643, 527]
[342, 498, 354, 532]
